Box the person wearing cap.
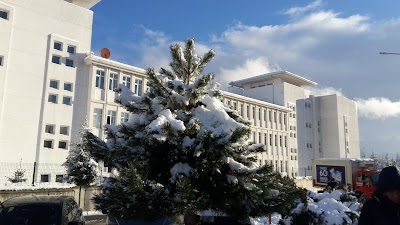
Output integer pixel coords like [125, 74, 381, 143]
[358, 166, 400, 225]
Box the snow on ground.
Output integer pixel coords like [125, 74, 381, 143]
[0, 182, 76, 190]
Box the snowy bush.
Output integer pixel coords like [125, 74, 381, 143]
[279, 189, 361, 225]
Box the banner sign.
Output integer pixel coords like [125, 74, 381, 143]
[316, 165, 346, 184]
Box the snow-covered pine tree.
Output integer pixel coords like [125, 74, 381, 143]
[7, 169, 27, 183]
[64, 127, 98, 205]
[83, 38, 302, 223]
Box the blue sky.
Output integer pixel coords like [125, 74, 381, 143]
[91, 0, 400, 157]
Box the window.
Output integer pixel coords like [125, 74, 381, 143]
[240, 104, 244, 116]
[56, 175, 64, 183]
[45, 125, 55, 134]
[264, 133, 267, 145]
[122, 76, 131, 89]
[0, 10, 8, 20]
[96, 70, 105, 89]
[252, 131, 256, 143]
[62, 96, 72, 105]
[93, 108, 103, 128]
[65, 59, 74, 67]
[269, 134, 272, 146]
[121, 112, 129, 123]
[0, 55, 3, 66]
[64, 83, 73, 91]
[48, 94, 58, 103]
[60, 126, 69, 135]
[275, 135, 278, 146]
[52, 55, 61, 64]
[134, 79, 143, 96]
[269, 111, 272, 122]
[247, 106, 250, 119]
[59, 141, 68, 149]
[50, 80, 59, 89]
[252, 107, 255, 119]
[53, 42, 62, 51]
[109, 73, 119, 90]
[107, 110, 117, 125]
[41, 174, 50, 182]
[44, 140, 53, 149]
[258, 132, 261, 143]
[284, 136, 287, 147]
[258, 108, 261, 120]
[279, 135, 282, 146]
[67, 45, 76, 54]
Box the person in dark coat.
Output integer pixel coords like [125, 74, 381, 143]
[358, 166, 400, 225]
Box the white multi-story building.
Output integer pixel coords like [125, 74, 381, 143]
[0, 0, 99, 184]
[227, 71, 360, 176]
[221, 91, 297, 176]
[296, 94, 360, 176]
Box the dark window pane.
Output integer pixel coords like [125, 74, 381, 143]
[54, 42, 62, 51]
[52, 55, 61, 64]
[65, 59, 74, 67]
[67, 46, 75, 54]
[0, 10, 8, 20]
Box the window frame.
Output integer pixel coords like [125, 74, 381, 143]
[65, 58, 74, 67]
[122, 76, 131, 89]
[53, 42, 63, 51]
[49, 80, 59, 89]
[64, 82, 73, 92]
[134, 79, 143, 96]
[48, 94, 58, 104]
[0, 10, 8, 20]
[43, 140, 53, 149]
[109, 73, 119, 91]
[62, 96, 72, 105]
[67, 45, 76, 54]
[58, 140, 68, 149]
[59, 126, 69, 135]
[45, 124, 55, 134]
[51, 55, 61, 64]
[107, 110, 117, 125]
[40, 174, 50, 182]
[93, 108, 103, 128]
[95, 70, 105, 89]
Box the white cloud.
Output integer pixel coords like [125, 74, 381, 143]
[356, 98, 400, 119]
[310, 87, 343, 97]
[284, 0, 323, 16]
[217, 57, 281, 89]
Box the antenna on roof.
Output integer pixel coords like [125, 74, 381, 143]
[100, 48, 110, 59]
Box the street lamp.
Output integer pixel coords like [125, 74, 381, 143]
[380, 52, 400, 55]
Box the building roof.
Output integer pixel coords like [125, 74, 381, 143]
[84, 53, 147, 76]
[229, 71, 317, 88]
[64, 0, 100, 9]
[221, 91, 290, 112]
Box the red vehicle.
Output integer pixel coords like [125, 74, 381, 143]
[312, 158, 380, 200]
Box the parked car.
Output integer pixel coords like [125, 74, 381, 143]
[0, 195, 85, 225]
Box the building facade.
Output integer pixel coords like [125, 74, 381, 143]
[0, 0, 99, 184]
[227, 71, 360, 176]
